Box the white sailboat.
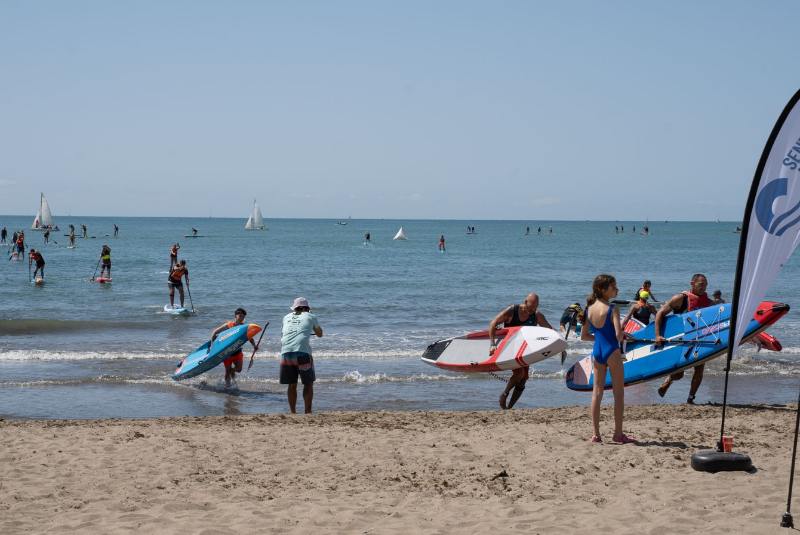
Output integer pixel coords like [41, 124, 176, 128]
[31, 193, 58, 231]
[244, 199, 267, 230]
[393, 227, 407, 240]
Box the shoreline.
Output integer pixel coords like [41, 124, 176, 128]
[1, 404, 798, 533]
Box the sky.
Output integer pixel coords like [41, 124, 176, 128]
[2, 1, 800, 221]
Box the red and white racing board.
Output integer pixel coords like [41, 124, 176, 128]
[421, 326, 568, 373]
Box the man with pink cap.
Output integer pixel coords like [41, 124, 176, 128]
[280, 297, 323, 413]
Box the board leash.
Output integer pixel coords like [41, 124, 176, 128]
[488, 372, 509, 383]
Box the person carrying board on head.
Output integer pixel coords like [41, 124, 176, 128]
[210, 308, 259, 386]
[655, 273, 714, 404]
[169, 243, 180, 270]
[280, 298, 323, 414]
[98, 245, 111, 279]
[29, 249, 45, 279]
[489, 293, 554, 410]
[167, 260, 189, 309]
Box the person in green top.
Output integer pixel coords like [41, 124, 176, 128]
[280, 297, 323, 414]
[99, 245, 111, 279]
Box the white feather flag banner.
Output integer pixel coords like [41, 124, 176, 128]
[731, 89, 800, 351]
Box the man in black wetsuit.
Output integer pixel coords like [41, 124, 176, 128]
[488, 293, 554, 410]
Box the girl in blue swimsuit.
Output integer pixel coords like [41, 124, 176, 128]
[579, 274, 637, 444]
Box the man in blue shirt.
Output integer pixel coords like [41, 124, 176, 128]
[280, 297, 323, 414]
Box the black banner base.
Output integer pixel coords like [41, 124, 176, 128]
[691, 451, 752, 472]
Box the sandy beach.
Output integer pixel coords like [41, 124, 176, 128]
[1, 404, 799, 534]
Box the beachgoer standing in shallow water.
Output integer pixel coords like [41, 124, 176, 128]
[210, 308, 258, 386]
[280, 298, 322, 414]
[579, 274, 637, 444]
[655, 274, 714, 404]
[489, 293, 554, 409]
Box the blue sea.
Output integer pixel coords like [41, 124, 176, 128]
[3, 216, 800, 420]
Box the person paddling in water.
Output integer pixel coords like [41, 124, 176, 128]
[29, 249, 45, 280]
[169, 243, 180, 270]
[98, 245, 111, 279]
[489, 293, 554, 409]
[579, 274, 637, 444]
[167, 260, 189, 309]
[438, 235, 445, 252]
[191, 228, 198, 236]
[364, 231, 371, 244]
[210, 308, 259, 386]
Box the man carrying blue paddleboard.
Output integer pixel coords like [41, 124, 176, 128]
[210, 308, 259, 386]
[655, 274, 714, 404]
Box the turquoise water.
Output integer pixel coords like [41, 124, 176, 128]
[2, 216, 800, 419]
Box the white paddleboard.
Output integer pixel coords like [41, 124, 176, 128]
[421, 326, 567, 372]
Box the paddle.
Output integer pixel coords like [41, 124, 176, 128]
[28, 258, 32, 282]
[611, 298, 663, 306]
[623, 333, 722, 346]
[186, 283, 195, 314]
[247, 322, 269, 371]
[90, 258, 101, 282]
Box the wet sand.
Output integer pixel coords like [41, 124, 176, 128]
[1, 404, 798, 534]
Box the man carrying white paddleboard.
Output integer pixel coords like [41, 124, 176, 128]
[489, 294, 554, 410]
[655, 273, 714, 404]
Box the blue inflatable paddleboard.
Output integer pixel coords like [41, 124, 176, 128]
[164, 305, 191, 315]
[172, 323, 262, 380]
[565, 301, 789, 391]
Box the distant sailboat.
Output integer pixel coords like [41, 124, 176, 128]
[244, 199, 267, 230]
[393, 227, 408, 240]
[31, 193, 58, 231]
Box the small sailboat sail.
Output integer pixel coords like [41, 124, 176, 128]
[31, 193, 57, 230]
[393, 227, 407, 240]
[245, 199, 267, 230]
